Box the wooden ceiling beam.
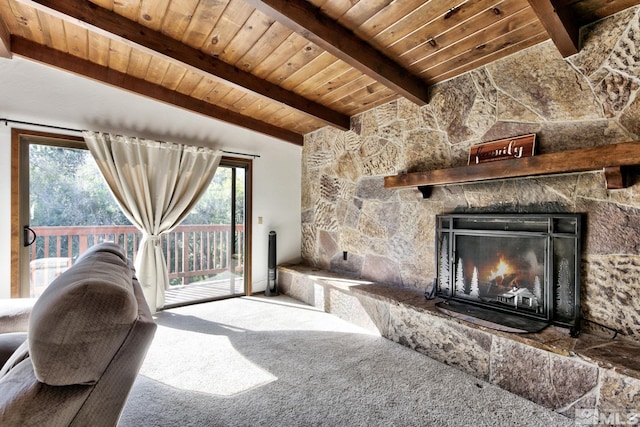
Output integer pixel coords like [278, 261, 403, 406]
[243, 0, 430, 106]
[10, 36, 303, 145]
[25, 0, 350, 130]
[527, 0, 580, 57]
[0, 13, 11, 59]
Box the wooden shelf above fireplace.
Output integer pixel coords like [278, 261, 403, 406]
[384, 141, 640, 198]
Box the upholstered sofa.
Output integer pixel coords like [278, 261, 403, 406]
[0, 297, 34, 366]
[0, 242, 157, 426]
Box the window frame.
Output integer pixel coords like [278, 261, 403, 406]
[11, 128, 85, 297]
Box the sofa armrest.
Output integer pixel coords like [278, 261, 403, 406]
[0, 299, 36, 333]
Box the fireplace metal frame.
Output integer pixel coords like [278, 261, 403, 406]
[435, 214, 582, 336]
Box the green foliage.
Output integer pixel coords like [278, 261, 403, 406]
[183, 166, 245, 225]
[29, 145, 130, 226]
[29, 145, 245, 228]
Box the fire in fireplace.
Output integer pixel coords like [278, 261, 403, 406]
[434, 214, 581, 336]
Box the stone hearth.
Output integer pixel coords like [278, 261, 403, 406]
[278, 264, 640, 423]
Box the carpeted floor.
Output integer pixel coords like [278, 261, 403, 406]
[119, 295, 573, 427]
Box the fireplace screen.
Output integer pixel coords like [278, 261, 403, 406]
[435, 214, 581, 335]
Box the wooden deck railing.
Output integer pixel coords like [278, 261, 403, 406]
[30, 224, 244, 286]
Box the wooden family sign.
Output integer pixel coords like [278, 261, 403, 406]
[468, 134, 536, 165]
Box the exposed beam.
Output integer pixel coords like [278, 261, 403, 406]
[26, 0, 350, 130]
[10, 36, 303, 145]
[527, 0, 580, 57]
[0, 13, 11, 59]
[243, 0, 430, 106]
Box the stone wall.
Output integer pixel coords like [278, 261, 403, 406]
[301, 8, 640, 341]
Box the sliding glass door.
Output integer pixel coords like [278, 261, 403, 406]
[13, 130, 133, 297]
[163, 160, 252, 307]
[12, 129, 252, 304]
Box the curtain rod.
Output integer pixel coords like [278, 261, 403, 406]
[0, 118, 261, 158]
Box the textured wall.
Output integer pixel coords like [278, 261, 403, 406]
[301, 8, 640, 341]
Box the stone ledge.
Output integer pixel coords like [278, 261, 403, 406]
[278, 263, 640, 420]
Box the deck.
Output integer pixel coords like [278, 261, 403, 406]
[163, 277, 245, 308]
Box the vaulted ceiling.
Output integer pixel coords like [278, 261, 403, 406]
[1, 0, 639, 145]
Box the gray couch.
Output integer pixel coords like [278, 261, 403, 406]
[0, 242, 157, 426]
[0, 298, 33, 366]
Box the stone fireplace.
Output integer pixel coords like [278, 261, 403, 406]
[295, 7, 640, 421]
[301, 7, 640, 344]
[434, 214, 581, 335]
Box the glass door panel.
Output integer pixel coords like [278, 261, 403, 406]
[162, 162, 249, 307]
[24, 141, 134, 297]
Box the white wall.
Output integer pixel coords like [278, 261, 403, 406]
[0, 56, 302, 298]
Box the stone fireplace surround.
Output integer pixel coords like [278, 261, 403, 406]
[302, 7, 640, 343]
[297, 7, 640, 423]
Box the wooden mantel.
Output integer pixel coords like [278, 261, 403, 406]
[384, 141, 640, 198]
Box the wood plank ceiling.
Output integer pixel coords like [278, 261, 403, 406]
[1, 0, 639, 145]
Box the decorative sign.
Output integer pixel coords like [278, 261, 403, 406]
[468, 134, 536, 165]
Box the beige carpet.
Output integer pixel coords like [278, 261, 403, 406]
[119, 295, 573, 426]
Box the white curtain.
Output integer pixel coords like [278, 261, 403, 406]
[83, 131, 222, 312]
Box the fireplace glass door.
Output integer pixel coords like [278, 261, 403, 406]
[449, 234, 548, 320]
[435, 214, 581, 335]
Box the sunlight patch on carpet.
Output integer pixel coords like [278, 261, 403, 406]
[139, 326, 277, 396]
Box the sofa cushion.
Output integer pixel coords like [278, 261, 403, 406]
[0, 333, 27, 372]
[0, 299, 36, 334]
[0, 339, 29, 379]
[28, 243, 138, 386]
[74, 241, 129, 264]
